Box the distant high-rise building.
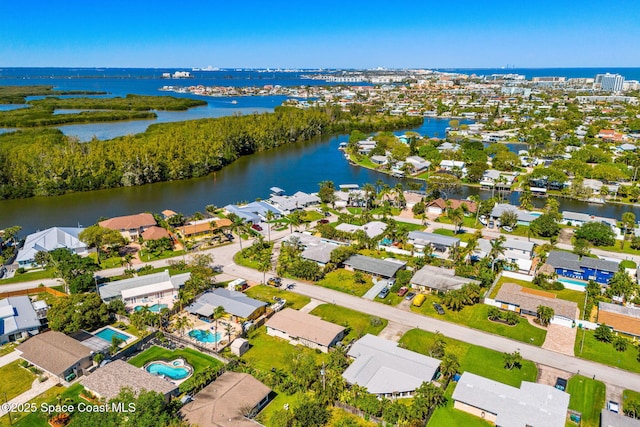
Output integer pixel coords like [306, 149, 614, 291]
[595, 73, 625, 92]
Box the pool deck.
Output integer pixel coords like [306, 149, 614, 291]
[182, 313, 240, 350]
[93, 326, 138, 347]
[144, 358, 193, 385]
[126, 294, 176, 312]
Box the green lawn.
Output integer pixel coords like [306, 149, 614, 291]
[490, 276, 587, 317]
[242, 327, 327, 373]
[0, 361, 36, 401]
[375, 292, 405, 306]
[432, 228, 475, 242]
[574, 329, 640, 373]
[0, 342, 17, 357]
[245, 285, 311, 310]
[128, 346, 223, 373]
[138, 249, 186, 262]
[303, 211, 324, 222]
[0, 269, 55, 285]
[624, 389, 640, 415]
[400, 329, 538, 388]
[427, 382, 492, 427]
[315, 270, 373, 297]
[410, 294, 547, 346]
[5, 383, 84, 427]
[436, 215, 483, 230]
[309, 304, 388, 342]
[256, 391, 307, 426]
[396, 221, 427, 232]
[566, 375, 606, 427]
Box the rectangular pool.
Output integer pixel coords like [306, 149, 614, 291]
[558, 278, 587, 291]
[94, 327, 131, 343]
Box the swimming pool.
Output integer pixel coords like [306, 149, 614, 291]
[94, 327, 131, 343]
[134, 304, 168, 313]
[145, 359, 192, 381]
[558, 277, 587, 290]
[189, 329, 222, 343]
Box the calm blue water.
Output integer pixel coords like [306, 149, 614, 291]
[188, 329, 222, 343]
[146, 362, 190, 380]
[134, 304, 168, 313]
[94, 327, 131, 342]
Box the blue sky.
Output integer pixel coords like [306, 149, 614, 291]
[2, 0, 639, 68]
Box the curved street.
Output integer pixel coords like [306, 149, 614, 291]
[3, 224, 640, 392]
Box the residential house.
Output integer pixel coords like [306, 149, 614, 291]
[597, 129, 624, 142]
[16, 227, 87, 268]
[342, 334, 441, 398]
[437, 142, 460, 151]
[425, 198, 477, 215]
[475, 238, 535, 273]
[265, 308, 346, 353]
[600, 409, 640, 427]
[180, 372, 271, 427]
[490, 203, 538, 226]
[17, 331, 93, 381]
[494, 283, 579, 327]
[561, 211, 617, 229]
[140, 226, 171, 241]
[480, 171, 517, 190]
[99, 213, 157, 240]
[439, 160, 466, 176]
[284, 232, 342, 267]
[410, 265, 480, 293]
[545, 250, 618, 285]
[335, 221, 388, 239]
[176, 218, 232, 239]
[269, 191, 321, 214]
[342, 254, 405, 279]
[371, 155, 389, 166]
[98, 270, 190, 310]
[407, 230, 460, 257]
[161, 209, 178, 220]
[405, 156, 431, 174]
[224, 202, 282, 224]
[452, 372, 569, 427]
[0, 296, 47, 344]
[81, 360, 178, 401]
[597, 302, 640, 338]
[186, 288, 267, 322]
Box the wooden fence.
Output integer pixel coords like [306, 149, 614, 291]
[0, 286, 67, 299]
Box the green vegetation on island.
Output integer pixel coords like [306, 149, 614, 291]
[0, 105, 422, 199]
[0, 85, 106, 103]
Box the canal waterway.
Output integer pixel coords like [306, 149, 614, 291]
[1, 120, 638, 234]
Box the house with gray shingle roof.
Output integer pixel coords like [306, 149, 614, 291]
[452, 372, 569, 427]
[17, 331, 92, 381]
[343, 255, 405, 279]
[545, 250, 618, 284]
[342, 334, 441, 398]
[186, 288, 267, 321]
[410, 265, 479, 293]
[407, 230, 460, 258]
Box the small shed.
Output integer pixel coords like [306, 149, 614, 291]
[230, 337, 250, 357]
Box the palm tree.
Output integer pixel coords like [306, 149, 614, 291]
[224, 322, 233, 345]
[447, 207, 465, 233]
[228, 213, 246, 251]
[536, 305, 554, 327]
[519, 188, 533, 210]
[286, 211, 303, 234]
[362, 183, 376, 210]
[468, 195, 481, 225]
[265, 210, 274, 242]
[440, 353, 460, 384]
[212, 306, 226, 351]
[489, 236, 507, 271]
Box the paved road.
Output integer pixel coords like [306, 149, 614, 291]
[4, 216, 640, 390]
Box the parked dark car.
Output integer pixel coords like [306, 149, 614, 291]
[324, 211, 331, 217]
[251, 224, 263, 231]
[318, 219, 330, 224]
[554, 378, 567, 391]
[433, 302, 445, 315]
[405, 292, 416, 301]
[377, 287, 390, 299]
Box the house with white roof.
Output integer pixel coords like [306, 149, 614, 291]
[269, 191, 320, 214]
[439, 160, 466, 175]
[474, 238, 535, 273]
[452, 372, 569, 427]
[186, 288, 267, 322]
[405, 156, 431, 173]
[407, 230, 460, 258]
[16, 227, 87, 268]
[224, 201, 283, 224]
[335, 221, 388, 239]
[490, 204, 539, 226]
[98, 270, 190, 310]
[0, 296, 47, 344]
[342, 334, 441, 398]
